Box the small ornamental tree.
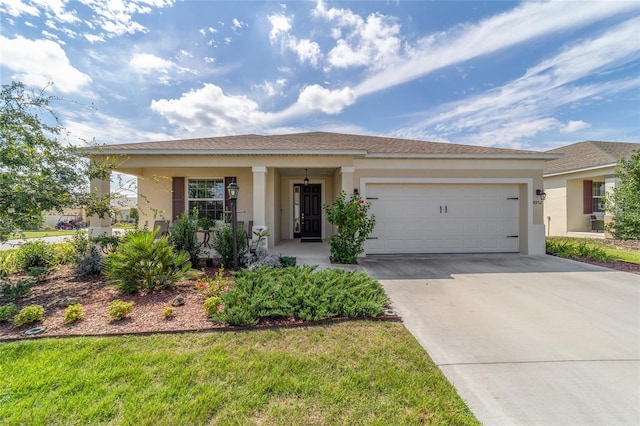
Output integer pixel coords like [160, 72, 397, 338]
[605, 149, 640, 240]
[324, 191, 375, 264]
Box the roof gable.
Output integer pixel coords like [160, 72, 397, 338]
[544, 141, 640, 175]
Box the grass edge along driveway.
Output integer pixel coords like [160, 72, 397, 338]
[0, 322, 478, 425]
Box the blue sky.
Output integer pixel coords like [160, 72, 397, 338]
[1, 0, 638, 152]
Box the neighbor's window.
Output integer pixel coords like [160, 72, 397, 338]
[592, 181, 605, 213]
[188, 179, 225, 220]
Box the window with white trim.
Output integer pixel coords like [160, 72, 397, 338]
[592, 181, 605, 213]
[187, 179, 224, 220]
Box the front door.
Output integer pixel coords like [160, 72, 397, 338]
[294, 184, 322, 238]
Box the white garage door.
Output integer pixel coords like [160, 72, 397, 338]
[365, 184, 520, 254]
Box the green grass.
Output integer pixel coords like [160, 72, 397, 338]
[9, 230, 82, 239]
[0, 322, 478, 425]
[547, 237, 640, 264]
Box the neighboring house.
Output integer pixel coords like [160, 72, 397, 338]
[110, 195, 138, 223]
[543, 141, 640, 237]
[87, 132, 558, 255]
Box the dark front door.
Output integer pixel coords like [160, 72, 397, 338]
[294, 184, 321, 238]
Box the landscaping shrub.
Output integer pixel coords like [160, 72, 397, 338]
[26, 266, 50, 282]
[211, 223, 248, 268]
[0, 303, 17, 322]
[15, 240, 55, 271]
[324, 191, 376, 264]
[13, 304, 45, 326]
[64, 304, 84, 323]
[195, 268, 232, 298]
[74, 248, 103, 276]
[169, 210, 202, 267]
[71, 231, 106, 275]
[0, 277, 37, 303]
[102, 229, 200, 294]
[0, 250, 18, 276]
[203, 296, 223, 317]
[54, 242, 76, 266]
[108, 300, 134, 320]
[211, 266, 388, 326]
[546, 238, 612, 262]
[162, 306, 174, 320]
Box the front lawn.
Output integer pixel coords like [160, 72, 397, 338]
[9, 230, 81, 239]
[0, 322, 479, 425]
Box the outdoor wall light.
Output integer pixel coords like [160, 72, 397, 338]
[304, 168, 309, 186]
[227, 179, 239, 200]
[536, 189, 547, 201]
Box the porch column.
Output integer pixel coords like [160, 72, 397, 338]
[252, 166, 268, 248]
[604, 174, 617, 238]
[340, 166, 355, 195]
[88, 175, 112, 237]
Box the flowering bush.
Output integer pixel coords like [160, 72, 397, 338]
[323, 191, 376, 264]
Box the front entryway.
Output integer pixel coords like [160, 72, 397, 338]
[293, 184, 322, 239]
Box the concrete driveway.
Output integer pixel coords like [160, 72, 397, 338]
[360, 254, 640, 426]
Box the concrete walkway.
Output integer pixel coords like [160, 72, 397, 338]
[360, 254, 640, 426]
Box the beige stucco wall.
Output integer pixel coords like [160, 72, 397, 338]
[92, 153, 547, 253]
[543, 166, 617, 236]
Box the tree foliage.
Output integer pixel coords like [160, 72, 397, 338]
[0, 81, 114, 242]
[605, 149, 640, 240]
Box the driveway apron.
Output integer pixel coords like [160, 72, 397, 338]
[361, 254, 640, 426]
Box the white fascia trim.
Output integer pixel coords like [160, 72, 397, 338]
[91, 149, 369, 156]
[360, 176, 534, 230]
[365, 153, 561, 160]
[544, 163, 618, 177]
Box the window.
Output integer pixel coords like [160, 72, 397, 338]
[592, 181, 605, 213]
[187, 179, 224, 220]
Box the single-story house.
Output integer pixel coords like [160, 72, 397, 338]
[543, 141, 640, 237]
[87, 132, 559, 255]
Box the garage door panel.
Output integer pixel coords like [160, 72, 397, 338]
[366, 183, 520, 254]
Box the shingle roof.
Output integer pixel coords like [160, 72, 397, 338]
[544, 141, 640, 175]
[97, 131, 552, 158]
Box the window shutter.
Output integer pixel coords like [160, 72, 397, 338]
[583, 180, 593, 214]
[172, 177, 185, 220]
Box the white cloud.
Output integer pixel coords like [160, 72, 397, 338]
[0, 35, 92, 94]
[390, 15, 640, 147]
[84, 33, 105, 43]
[268, 12, 322, 67]
[288, 38, 322, 66]
[129, 53, 194, 84]
[296, 85, 357, 114]
[268, 13, 291, 42]
[150, 83, 274, 136]
[0, 0, 40, 17]
[253, 78, 287, 98]
[355, 0, 638, 96]
[232, 18, 245, 30]
[561, 120, 591, 133]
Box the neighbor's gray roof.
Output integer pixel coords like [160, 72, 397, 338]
[94, 131, 556, 159]
[544, 141, 640, 175]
